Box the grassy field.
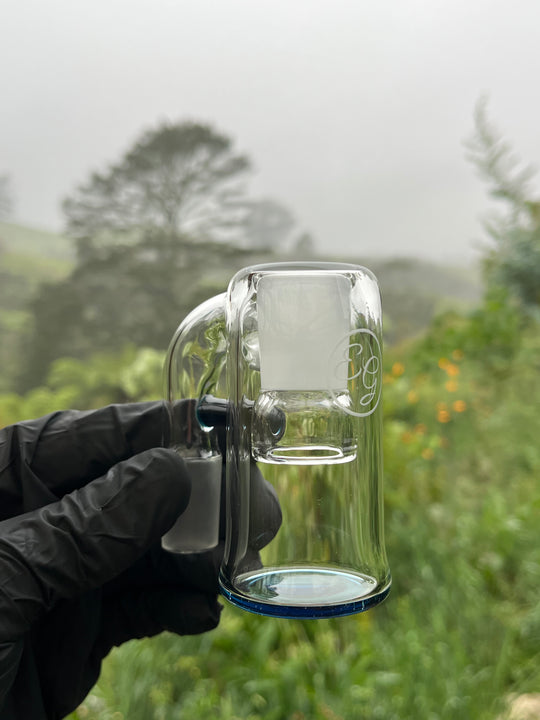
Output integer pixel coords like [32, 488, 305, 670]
[28, 293, 535, 720]
[61, 310, 539, 720]
[1, 226, 537, 719]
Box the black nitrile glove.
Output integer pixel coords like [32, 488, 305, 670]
[0, 402, 280, 720]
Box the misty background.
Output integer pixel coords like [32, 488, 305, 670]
[2, 0, 540, 262]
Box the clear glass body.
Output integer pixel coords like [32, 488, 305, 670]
[219, 262, 391, 618]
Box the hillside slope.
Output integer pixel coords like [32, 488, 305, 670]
[0, 221, 72, 260]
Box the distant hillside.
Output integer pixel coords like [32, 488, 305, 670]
[0, 223, 74, 392]
[0, 220, 74, 377]
[0, 222, 74, 288]
[319, 253, 482, 344]
[0, 222, 482, 346]
[367, 256, 481, 302]
[0, 221, 72, 260]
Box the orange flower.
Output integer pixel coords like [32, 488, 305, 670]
[407, 390, 419, 404]
[437, 409, 451, 423]
[414, 423, 427, 435]
[452, 349, 464, 361]
[452, 400, 467, 413]
[391, 362, 405, 377]
[445, 363, 460, 377]
[421, 448, 434, 460]
[445, 380, 458, 393]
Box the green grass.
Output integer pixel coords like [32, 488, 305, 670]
[0, 221, 72, 261]
[1, 226, 535, 719]
[61, 301, 540, 720]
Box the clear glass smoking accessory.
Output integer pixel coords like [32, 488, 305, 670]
[164, 261, 391, 618]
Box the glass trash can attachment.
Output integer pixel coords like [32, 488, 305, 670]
[162, 262, 391, 618]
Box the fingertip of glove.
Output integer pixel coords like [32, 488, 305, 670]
[143, 448, 192, 514]
[213, 599, 224, 625]
[202, 595, 223, 631]
[161, 592, 223, 635]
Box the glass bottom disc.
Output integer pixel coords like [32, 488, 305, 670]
[219, 566, 391, 619]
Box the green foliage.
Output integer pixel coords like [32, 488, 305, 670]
[0, 222, 74, 393]
[412, 285, 523, 377]
[465, 97, 536, 211]
[485, 225, 540, 310]
[466, 98, 540, 315]
[52, 287, 540, 720]
[0, 346, 164, 427]
[0, 226, 73, 317]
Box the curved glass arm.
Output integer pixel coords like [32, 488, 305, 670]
[162, 293, 226, 554]
[164, 292, 227, 418]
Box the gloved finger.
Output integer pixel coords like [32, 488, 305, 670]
[25, 588, 220, 720]
[248, 463, 282, 550]
[217, 462, 282, 547]
[30, 592, 104, 719]
[0, 402, 175, 516]
[0, 448, 191, 640]
[152, 543, 224, 595]
[96, 589, 222, 658]
[103, 540, 224, 597]
[30, 401, 173, 498]
[0, 639, 23, 709]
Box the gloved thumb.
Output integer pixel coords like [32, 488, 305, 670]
[0, 448, 191, 640]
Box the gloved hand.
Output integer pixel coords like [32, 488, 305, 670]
[0, 402, 280, 720]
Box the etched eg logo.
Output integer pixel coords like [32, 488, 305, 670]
[329, 329, 382, 417]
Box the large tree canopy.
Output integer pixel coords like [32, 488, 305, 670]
[63, 121, 252, 248]
[17, 119, 304, 389]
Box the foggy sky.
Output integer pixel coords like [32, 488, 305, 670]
[2, 0, 540, 263]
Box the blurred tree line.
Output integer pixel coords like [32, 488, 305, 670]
[11, 120, 312, 392]
[5, 116, 472, 396]
[3, 102, 538, 399]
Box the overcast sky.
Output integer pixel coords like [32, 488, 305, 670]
[2, 0, 540, 264]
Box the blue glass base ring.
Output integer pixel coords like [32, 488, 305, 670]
[219, 567, 391, 619]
